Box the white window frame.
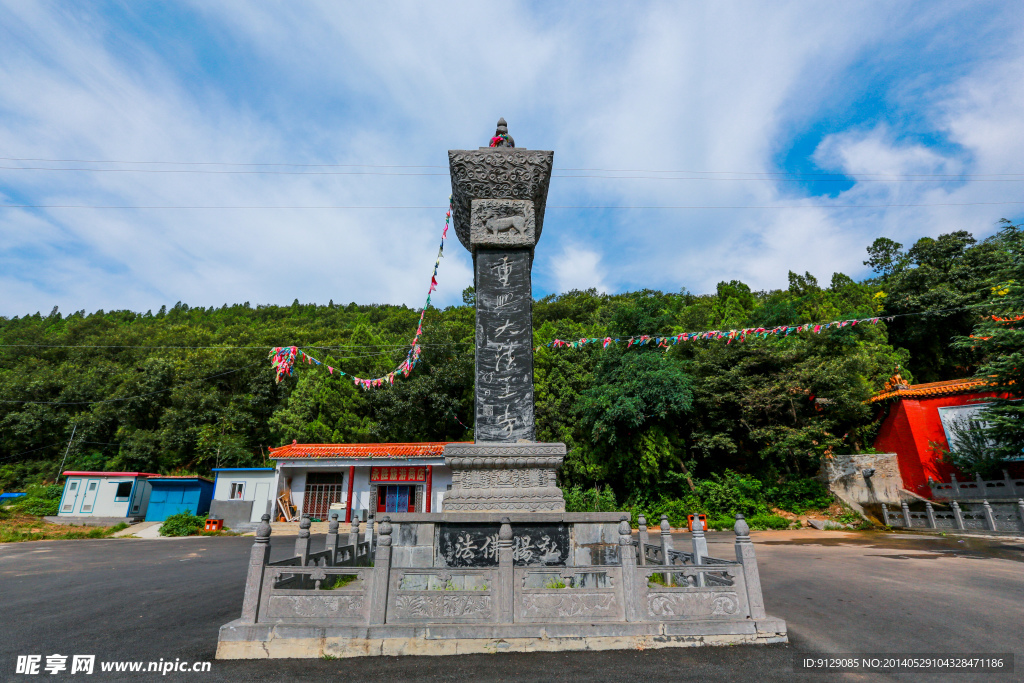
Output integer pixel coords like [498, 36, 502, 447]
[113, 481, 132, 502]
[230, 482, 246, 500]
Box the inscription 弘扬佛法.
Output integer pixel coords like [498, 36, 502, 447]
[438, 524, 569, 567]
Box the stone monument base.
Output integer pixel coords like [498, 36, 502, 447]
[217, 618, 788, 659]
[216, 512, 786, 659]
[442, 442, 567, 512]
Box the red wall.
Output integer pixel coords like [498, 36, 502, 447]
[873, 392, 1003, 498]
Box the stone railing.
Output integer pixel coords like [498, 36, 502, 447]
[882, 500, 1024, 533]
[929, 473, 1024, 501]
[236, 512, 769, 627]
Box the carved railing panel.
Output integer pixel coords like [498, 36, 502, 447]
[259, 567, 371, 624]
[514, 567, 624, 622]
[386, 569, 497, 623]
[930, 478, 1024, 501]
[638, 565, 749, 621]
[993, 513, 1024, 532]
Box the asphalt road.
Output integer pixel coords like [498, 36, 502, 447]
[0, 530, 1021, 683]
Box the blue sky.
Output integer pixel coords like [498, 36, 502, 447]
[1, 1, 1022, 317]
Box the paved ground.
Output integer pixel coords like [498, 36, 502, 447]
[0, 530, 1020, 682]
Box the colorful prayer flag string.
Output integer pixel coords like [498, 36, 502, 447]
[537, 315, 896, 352]
[269, 199, 452, 389]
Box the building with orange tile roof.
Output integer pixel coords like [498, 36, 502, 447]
[265, 441, 470, 522]
[870, 375, 1013, 498]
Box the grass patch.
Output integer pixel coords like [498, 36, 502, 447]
[0, 513, 127, 543]
[328, 574, 359, 590]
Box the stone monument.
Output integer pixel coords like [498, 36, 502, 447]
[216, 121, 787, 658]
[442, 120, 565, 512]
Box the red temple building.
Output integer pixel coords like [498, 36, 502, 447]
[870, 375, 1018, 499]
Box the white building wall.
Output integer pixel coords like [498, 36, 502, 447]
[213, 472, 276, 501]
[286, 470, 307, 513]
[58, 475, 143, 517]
[352, 467, 372, 517]
[275, 459, 449, 516]
[431, 466, 453, 512]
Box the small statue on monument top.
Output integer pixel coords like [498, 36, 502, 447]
[489, 118, 515, 148]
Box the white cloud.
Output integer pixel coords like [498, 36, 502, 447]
[0, 1, 1021, 315]
[549, 244, 607, 295]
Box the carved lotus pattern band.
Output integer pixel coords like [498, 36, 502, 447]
[448, 149, 553, 253]
[442, 500, 566, 511]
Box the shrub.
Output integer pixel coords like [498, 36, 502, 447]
[707, 515, 736, 531]
[746, 513, 790, 530]
[563, 485, 619, 513]
[10, 484, 64, 517]
[763, 478, 833, 513]
[12, 497, 59, 517]
[159, 512, 206, 537]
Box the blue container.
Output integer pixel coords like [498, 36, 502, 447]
[144, 478, 214, 522]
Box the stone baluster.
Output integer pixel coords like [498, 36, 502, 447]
[326, 513, 340, 565]
[951, 500, 965, 530]
[294, 514, 311, 565]
[1017, 499, 1024, 530]
[734, 514, 766, 620]
[366, 514, 375, 550]
[659, 514, 673, 585]
[901, 501, 912, 528]
[981, 500, 996, 531]
[498, 518, 514, 623]
[924, 502, 936, 529]
[240, 514, 272, 623]
[637, 514, 648, 566]
[691, 514, 708, 587]
[349, 517, 361, 551]
[369, 516, 392, 625]
[949, 473, 959, 498]
[618, 515, 643, 622]
[881, 503, 890, 526]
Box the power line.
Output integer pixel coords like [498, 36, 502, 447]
[3, 165, 1023, 182]
[0, 442, 63, 459]
[0, 342, 473, 350]
[0, 362, 263, 405]
[3, 201, 1024, 210]
[0, 165, 449, 177]
[0, 157, 448, 169]
[2, 156, 1021, 179]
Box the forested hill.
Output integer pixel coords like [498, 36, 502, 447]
[1, 226, 1018, 500]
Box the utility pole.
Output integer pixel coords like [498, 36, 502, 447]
[55, 424, 77, 483]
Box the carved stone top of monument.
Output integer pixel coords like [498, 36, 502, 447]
[448, 119, 553, 253]
[490, 118, 515, 148]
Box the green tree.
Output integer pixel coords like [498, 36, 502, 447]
[955, 220, 1024, 462]
[871, 230, 1011, 382]
[575, 349, 694, 500]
